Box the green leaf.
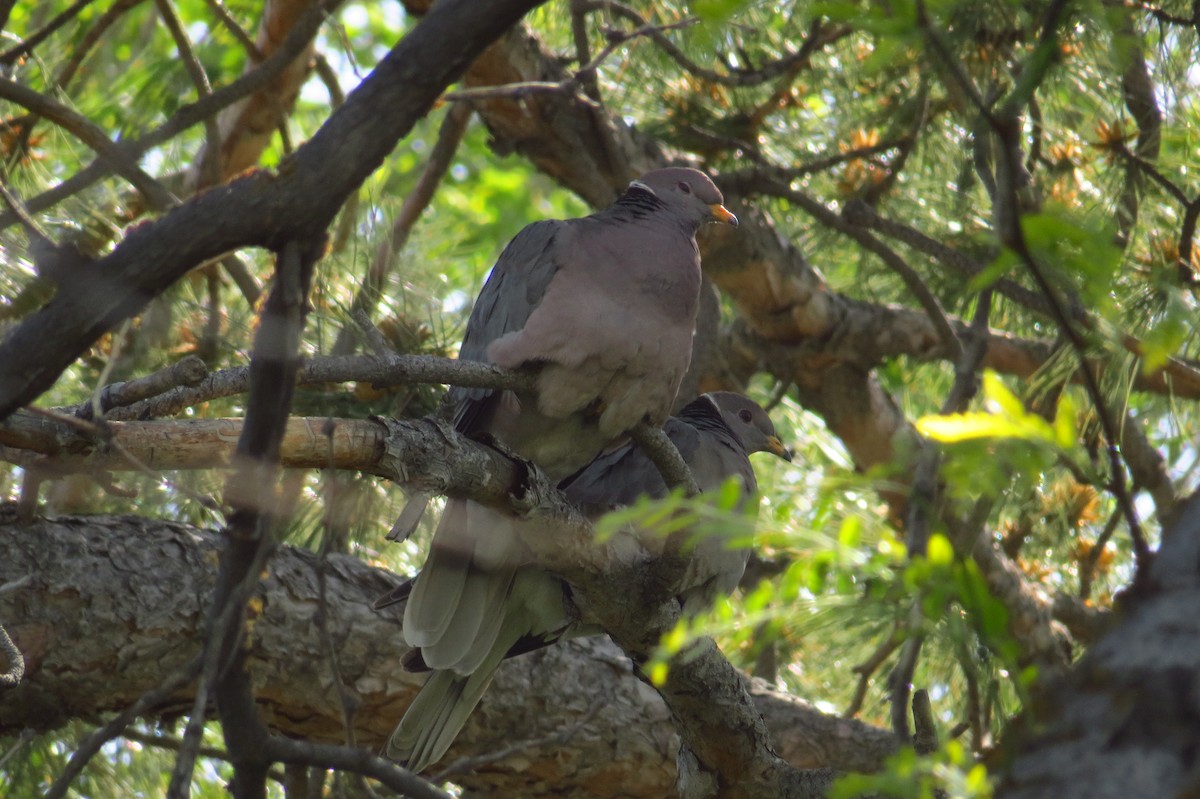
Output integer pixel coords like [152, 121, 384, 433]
[926, 533, 954, 566]
[981, 371, 1025, 419]
[1052, 392, 1078, 449]
[917, 371, 1058, 444]
[916, 411, 1034, 442]
[691, 0, 755, 22]
[838, 515, 862, 548]
[1140, 294, 1190, 373]
[968, 248, 1019, 292]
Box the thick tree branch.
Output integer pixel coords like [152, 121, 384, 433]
[0, 0, 95, 65]
[0, 515, 898, 798]
[0, 0, 341, 231]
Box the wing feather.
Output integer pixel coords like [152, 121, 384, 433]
[451, 220, 565, 435]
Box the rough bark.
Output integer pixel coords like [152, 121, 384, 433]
[996, 492, 1200, 799]
[0, 513, 897, 797]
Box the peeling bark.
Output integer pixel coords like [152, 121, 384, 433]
[188, 0, 321, 191]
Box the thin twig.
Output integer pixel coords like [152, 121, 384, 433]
[0, 78, 177, 211]
[845, 623, 904, 718]
[445, 17, 697, 105]
[955, 640, 984, 751]
[103, 352, 540, 421]
[630, 419, 699, 496]
[52, 0, 145, 91]
[332, 102, 472, 356]
[1110, 142, 1190, 205]
[919, 0, 1150, 578]
[74, 354, 209, 420]
[1078, 508, 1122, 600]
[569, 0, 601, 102]
[888, 603, 925, 741]
[317, 433, 363, 751]
[844, 198, 1200, 390]
[0, 729, 34, 770]
[201, 0, 264, 58]
[166, 520, 278, 798]
[43, 658, 202, 799]
[0, 181, 53, 248]
[264, 737, 453, 799]
[907, 290, 993, 555]
[893, 294, 993, 737]
[580, 0, 845, 88]
[720, 139, 913, 191]
[0, 0, 96, 65]
[154, 0, 224, 188]
[841, 198, 1053, 316]
[765, 179, 963, 360]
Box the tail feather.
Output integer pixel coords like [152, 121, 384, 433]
[387, 492, 431, 542]
[389, 570, 570, 772]
[388, 671, 469, 771]
[404, 500, 528, 669]
[389, 615, 521, 772]
[372, 577, 414, 611]
[403, 501, 472, 648]
[424, 566, 515, 673]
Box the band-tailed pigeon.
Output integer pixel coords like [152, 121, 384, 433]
[399, 169, 735, 674]
[562, 390, 791, 612]
[381, 392, 790, 772]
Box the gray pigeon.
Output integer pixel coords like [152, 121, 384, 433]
[562, 391, 791, 611]
[383, 392, 790, 772]
[390, 170, 736, 768]
[399, 170, 734, 659]
[447, 167, 737, 472]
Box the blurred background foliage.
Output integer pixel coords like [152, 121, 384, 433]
[1, 0, 1198, 796]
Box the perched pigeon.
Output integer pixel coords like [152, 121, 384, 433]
[398, 169, 735, 679]
[562, 391, 791, 611]
[382, 392, 790, 772]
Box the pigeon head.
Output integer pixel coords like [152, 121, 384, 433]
[625, 167, 738, 229]
[708, 391, 792, 461]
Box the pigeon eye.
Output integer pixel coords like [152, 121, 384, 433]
[677, 181, 692, 194]
[738, 409, 753, 424]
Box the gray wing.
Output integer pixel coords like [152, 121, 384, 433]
[561, 398, 756, 614]
[451, 220, 565, 434]
[561, 416, 703, 512]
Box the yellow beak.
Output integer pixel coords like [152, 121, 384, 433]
[709, 203, 738, 227]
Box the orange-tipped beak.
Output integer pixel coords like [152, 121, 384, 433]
[709, 203, 738, 226]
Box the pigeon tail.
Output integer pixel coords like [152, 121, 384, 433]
[389, 570, 570, 772]
[404, 500, 521, 670]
